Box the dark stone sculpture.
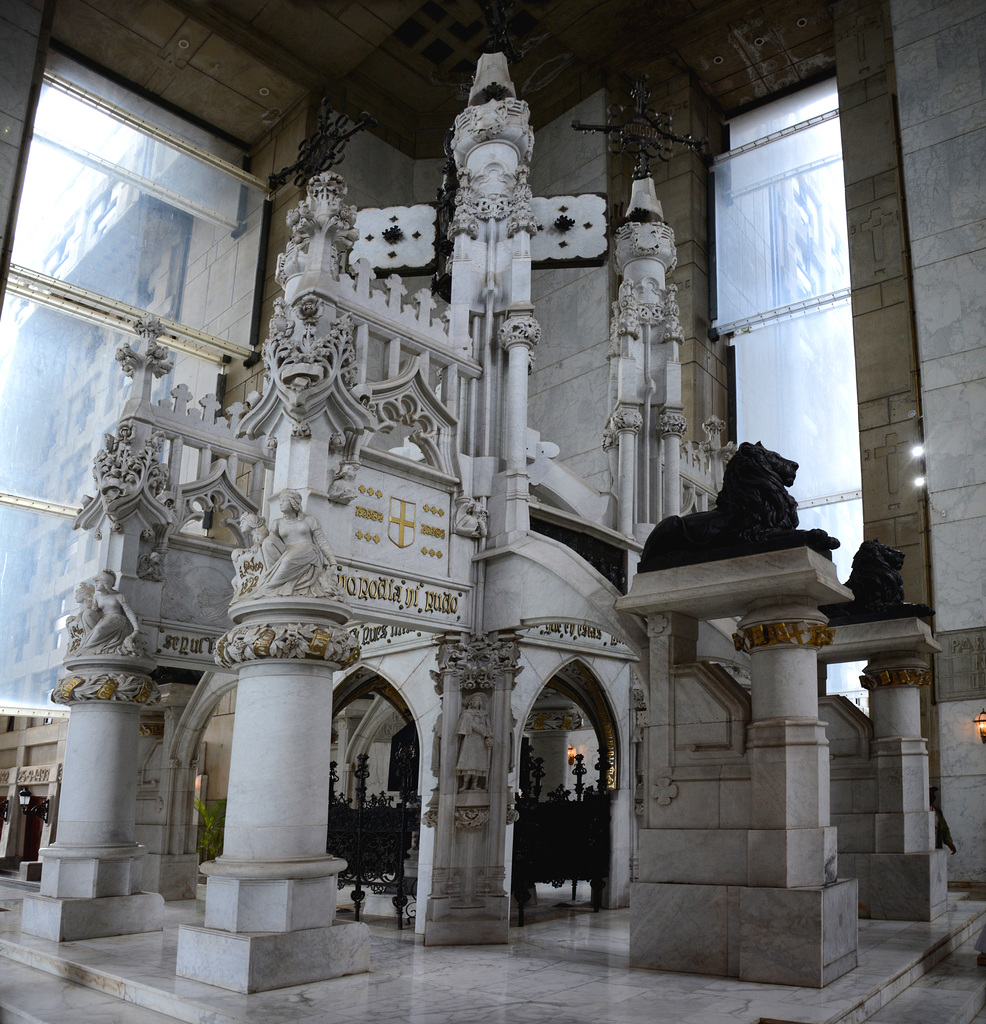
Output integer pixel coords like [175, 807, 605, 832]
[820, 539, 933, 622]
[639, 441, 840, 571]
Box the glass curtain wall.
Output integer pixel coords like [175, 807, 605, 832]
[714, 79, 866, 708]
[0, 56, 265, 711]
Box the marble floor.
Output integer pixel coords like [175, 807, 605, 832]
[1, 883, 986, 1024]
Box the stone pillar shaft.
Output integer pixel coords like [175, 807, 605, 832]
[21, 647, 164, 941]
[55, 703, 141, 851]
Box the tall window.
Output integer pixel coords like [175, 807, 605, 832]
[713, 79, 865, 707]
[0, 55, 266, 712]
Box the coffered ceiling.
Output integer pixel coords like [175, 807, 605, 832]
[53, 0, 836, 156]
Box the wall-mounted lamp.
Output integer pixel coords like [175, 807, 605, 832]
[0, 797, 8, 822]
[568, 744, 576, 765]
[18, 787, 49, 823]
[975, 710, 986, 744]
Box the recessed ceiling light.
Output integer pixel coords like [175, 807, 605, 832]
[911, 444, 924, 457]
[915, 476, 926, 486]
[713, 55, 724, 64]
[259, 87, 270, 97]
[754, 36, 765, 46]
[797, 16, 808, 26]
[177, 38, 189, 49]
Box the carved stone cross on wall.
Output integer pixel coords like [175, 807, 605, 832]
[871, 431, 900, 494]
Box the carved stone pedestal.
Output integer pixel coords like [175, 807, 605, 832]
[617, 546, 858, 987]
[22, 653, 164, 941]
[175, 595, 369, 992]
[424, 633, 521, 946]
[819, 616, 946, 921]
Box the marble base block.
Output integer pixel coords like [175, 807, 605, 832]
[739, 879, 858, 987]
[204, 875, 337, 932]
[40, 846, 145, 899]
[747, 826, 838, 887]
[630, 882, 735, 976]
[868, 850, 947, 921]
[175, 920, 370, 993]
[20, 891, 164, 941]
[424, 897, 510, 946]
[141, 853, 198, 901]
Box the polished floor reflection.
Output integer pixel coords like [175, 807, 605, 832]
[1, 882, 986, 1024]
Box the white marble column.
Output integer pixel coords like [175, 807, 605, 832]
[498, 315, 540, 537]
[659, 410, 687, 519]
[175, 594, 369, 993]
[613, 406, 643, 536]
[735, 599, 838, 889]
[21, 651, 164, 941]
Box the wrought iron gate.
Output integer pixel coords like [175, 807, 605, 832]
[511, 747, 611, 926]
[326, 746, 419, 929]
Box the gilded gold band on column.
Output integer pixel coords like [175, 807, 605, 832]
[733, 620, 835, 654]
[861, 668, 931, 690]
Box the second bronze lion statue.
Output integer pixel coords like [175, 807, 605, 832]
[640, 440, 839, 570]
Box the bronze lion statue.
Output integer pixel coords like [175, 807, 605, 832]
[820, 539, 932, 620]
[640, 441, 839, 570]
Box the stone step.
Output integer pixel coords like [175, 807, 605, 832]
[863, 939, 986, 1024]
[0, 955, 183, 1024]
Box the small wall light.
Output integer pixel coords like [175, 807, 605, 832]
[975, 709, 986, 743]
[18, 787, 49, 823]
[568, 744, 576, 765]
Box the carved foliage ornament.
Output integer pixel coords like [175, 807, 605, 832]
[450, 184, 537, 240]
[659, 411, 687, 438]
[52, 672, 160, 706]
[610, 406, 643, 435]
[498, 315, 541, 351]
[86, 425, 171, 528]
[215, 621, 359, 670]
[430, 632, 521, 692]
[262, 303, 358, 429]
[455, 807, 491, 830]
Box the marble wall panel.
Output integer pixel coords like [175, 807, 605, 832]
[629, 881, 730, 975]
[912, 250, 986, 360]
[834, 811, 875, 853]
[927, 518, 986, 632]
[638, 828, 747, 885]
[927, 698, 986, 884]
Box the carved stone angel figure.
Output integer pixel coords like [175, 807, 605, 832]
[255, 490, 342, 599]
[73, 570, 145, 656]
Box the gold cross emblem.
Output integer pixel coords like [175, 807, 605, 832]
[388, 498, 415, 548]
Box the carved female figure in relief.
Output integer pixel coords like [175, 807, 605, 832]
[257, 489, 340, 599]
[78, 570, 142, 654]
[455, 694, 494, 791]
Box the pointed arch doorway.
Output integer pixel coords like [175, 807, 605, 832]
[329, 669, 422, 929]
[512, 660, 618, 926]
